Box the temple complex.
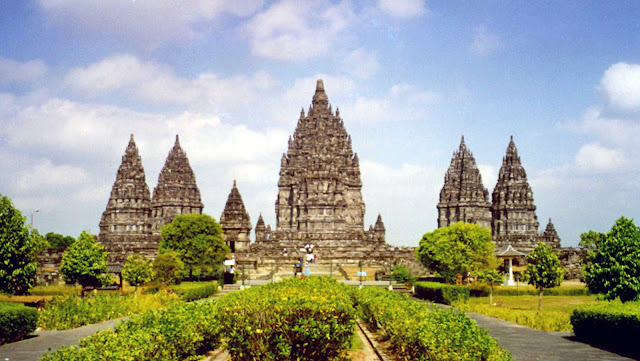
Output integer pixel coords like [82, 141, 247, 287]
[437, 136, 492, 229]
[219, 181, 252, 252]
[151, 135, 204, 234]
[98, 135, 157, 265]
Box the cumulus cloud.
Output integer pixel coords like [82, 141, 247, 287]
[377, 0, 428, 19]
[64, 54, 275, 111]
[38, 0, 264, 49]
[243, 0, 357, 61]
[343, 83, 440, 123]
[469, 26, 501, 56]
[0, 57, 47, 85]
[574, 143, 624, 173]
[15, 159, 90, 192]
[342, 48, 381, 79]
[600, 62, 640, 113]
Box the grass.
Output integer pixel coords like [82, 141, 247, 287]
[457, 293, 604, 332]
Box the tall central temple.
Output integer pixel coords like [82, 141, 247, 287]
[274, 80, 367, 242]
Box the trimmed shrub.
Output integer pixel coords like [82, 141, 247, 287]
[170, 282, 217, 301]
[215, 277, 355, 361]
[0, 302, 38, 345]
[40, 301, 220, 361]
[459, 303, 572, 331]
[494, 287, 588, 296]
[571, 302, 640, 356]
[414, 281, 470, 305]
[354, 287, 510, 361]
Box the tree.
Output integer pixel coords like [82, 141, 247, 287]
[415, 222, 498, 283]
[153, 251, 184, 286]
[122, 254, 154, 296]
[45, 232, 76, 250]
[525, 242, 565, 310]
[477, 269, 503, 305]
[59, 231, 108, 297]
[583, 217, 640, 302]
[160, 214, 229, 280]
[0, 194, 45, 295]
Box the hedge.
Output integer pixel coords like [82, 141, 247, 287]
[570, 302, 640, 356]
[354, 287, 511, 361]
[215, 277, 355, 361]
[170, 282, 217, 301]
[0, 302, 38, 345]
[40, 301, 220, 361]
[414, 281, 470, 305]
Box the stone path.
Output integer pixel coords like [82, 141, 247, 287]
[0, 317, 127, 361]
[463, 310, 637, 361]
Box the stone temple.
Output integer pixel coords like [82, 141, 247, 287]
[98, 134, 203, 266]
[235, 80, 419, 270]
[437, 136, 560, 253]
[219, 181, 252, 253]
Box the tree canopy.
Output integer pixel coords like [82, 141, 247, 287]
[0, 194, 45, 295]
[583, 217, 640, 302]
[122, 254, 154, 294]
[59, 231, 108, 295]
[45, 232, 76, 250]
[525, 242, 565, 310]
[160, 214, 229, 279]
[415, 222, 498, 283]
[153, 250, 184, 285]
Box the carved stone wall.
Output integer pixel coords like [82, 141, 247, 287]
[220, 181, 252, 252]
[437, 136, 492, 229]
[151, 135, 204, 234]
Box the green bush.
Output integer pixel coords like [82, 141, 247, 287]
[459, 303, 572, 331]
[391, 264, 416, 284]
[353, 287, 510, 361]
[40, 301, 220, 361]
[414, 281, 470, 305]
[215, 277, 355, 361]
[571, 302, 640, 356]
[170, 282, 217, 301]
[0, 302, 38, 345]
[38, 291, 180, 330]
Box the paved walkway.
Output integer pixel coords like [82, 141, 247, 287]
[463, 310, 637, 361]
[0, 317, 127, 361]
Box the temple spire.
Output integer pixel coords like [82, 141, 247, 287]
[220, 181, 252, 252]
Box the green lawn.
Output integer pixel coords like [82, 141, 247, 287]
[456, 286, 604, 332]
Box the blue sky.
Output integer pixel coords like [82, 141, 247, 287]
[1, 0, 639, 247]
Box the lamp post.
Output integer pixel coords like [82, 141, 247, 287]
[30, 209, 40, 234]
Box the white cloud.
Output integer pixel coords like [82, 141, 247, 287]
[574, 143, 624, 173]
[16, 159, 90, 192]
[377, 0, 428, 19]
[0, 57, 47, 85]
[600, 62, 640, 113]
[342, 48, 381, 79]
[64, 54, 276, 110]
[243, 0, 357, 61]
[469, 26, 501, 56]
[38, 0, 264, 49]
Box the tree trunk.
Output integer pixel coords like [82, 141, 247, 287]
[538, 288, 543, 310]
[489, 286, 493, 305]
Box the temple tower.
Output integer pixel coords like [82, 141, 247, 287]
[540, 218, 561, 249]
[491, 136, 540, 251]
[151, 135, 203, 234]
[437, 136, 492, 229]
[274, 79, 366, 241]
[220, 181, 252, 252]
[255, 214, 266, 242]
[369, 214, 386, 243]
[98, 134, 157, 265]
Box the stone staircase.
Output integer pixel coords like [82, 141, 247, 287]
[391, 283, 412, 296]
[216, 283, 242, 298]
